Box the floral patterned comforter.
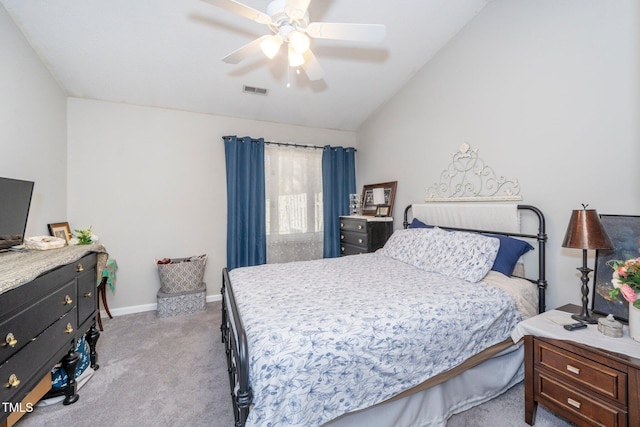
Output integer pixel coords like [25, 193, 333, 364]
[228, 253, 523, 427]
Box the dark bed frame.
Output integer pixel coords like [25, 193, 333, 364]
[220, 204, 547, 427]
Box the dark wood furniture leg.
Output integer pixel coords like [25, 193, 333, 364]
[97, 276, 113, 331]
[61, 347, 80, 405]
[86, 324, 100, 370]
[524, 335, 537, 425]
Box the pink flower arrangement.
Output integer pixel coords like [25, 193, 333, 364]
[609, 257, 640, 309]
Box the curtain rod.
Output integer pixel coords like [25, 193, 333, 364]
[223, 136, 356, 152]
[266, 141, 357, 152]
[265, 140, 326, 150]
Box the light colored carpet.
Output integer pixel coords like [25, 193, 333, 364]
[17, 302, 573, 426]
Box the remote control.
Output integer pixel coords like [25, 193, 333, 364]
[563, 322, 587, 331]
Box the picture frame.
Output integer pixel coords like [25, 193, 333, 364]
[361, 181, 397, 216]
[376, 206, 390, 217]
[592, 214, 640, 322]
[48, 222, 72, 245]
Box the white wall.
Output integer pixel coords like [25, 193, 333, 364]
[357, 0, 640, 311]
[67, 98, 356, 312]
[5, 0, 639, 315]
[0, 6, 67, 236]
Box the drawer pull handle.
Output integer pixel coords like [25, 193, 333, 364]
[77, 263, 84, 272]
[3, 333, 17, 348]
[5, 374, 20, 389]
[567, 398, 581, 409]
[84, 292, 93, 298]
[358, 239, 363, 244]
[358, 225, 363, 230]
[64, 295, 73, 305]
[341, 247, 345, 252]
[566, 365, 580, 375]
[65, 323, 74, 334]
[340, 223, 344, 228]
[341, 235, 344, 240]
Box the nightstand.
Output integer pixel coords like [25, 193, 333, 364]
[339, 215, 393, 256]
[517, 304, 640, 427]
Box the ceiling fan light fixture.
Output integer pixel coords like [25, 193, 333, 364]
[288, 30, 310, 54]
[288, 45, 305, 67]
[260, 35, 283, 59]
[205, 0, 387, 81]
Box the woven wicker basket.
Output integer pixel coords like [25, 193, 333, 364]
[157, 254, 207, 294]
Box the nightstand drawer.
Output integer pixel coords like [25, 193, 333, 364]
[534, 340, 627, 404]
[535, 370, 627, 427]
[340, 231, 368, 248]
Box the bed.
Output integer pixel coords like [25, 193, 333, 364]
[220, 201, 548, 427]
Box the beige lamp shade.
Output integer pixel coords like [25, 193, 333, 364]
[372, 188, 385, 205]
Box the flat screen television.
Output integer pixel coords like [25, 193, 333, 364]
[0, 177, 35, 251]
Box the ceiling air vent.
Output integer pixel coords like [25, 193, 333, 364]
[243, 85, 269, 96]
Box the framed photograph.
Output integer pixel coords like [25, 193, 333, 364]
[48, 222, 71, 245]
[361, 181, 397, 216]
[592, 214, 640, 321]
[376, 206, 390, 217]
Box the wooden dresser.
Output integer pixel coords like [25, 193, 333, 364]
[339, 216, 393, 256]
[0, 251, 101, 424]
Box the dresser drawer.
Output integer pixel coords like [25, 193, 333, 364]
[0, 280, 76, 364]
[0, 308, 77, 404]
[535, 370, 627, 427]
[77, 266, 97, 327]
[340, 231, 368, 248]
[0, 256, 89, 321]
[340, 243, 367, 256]
[534, 340, 627, 404]
[340, 218, 367, 232]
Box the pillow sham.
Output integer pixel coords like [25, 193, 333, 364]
[484, 234, 534, 276]
[422, 229, 500, 283]
[379, 228, 437, 269]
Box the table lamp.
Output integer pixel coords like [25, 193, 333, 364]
[562, 204, 614, 324]
[372, 188, 387, 216]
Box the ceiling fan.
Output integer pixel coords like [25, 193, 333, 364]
[202, 0, 386, 80]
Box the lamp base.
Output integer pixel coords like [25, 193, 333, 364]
[571, 313, 598, 325]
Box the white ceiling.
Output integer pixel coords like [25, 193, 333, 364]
[2, 0, 490, 131]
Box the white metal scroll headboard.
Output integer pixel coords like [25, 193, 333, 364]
[425, 143, 521, 202]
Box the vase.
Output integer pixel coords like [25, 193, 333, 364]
[629, 303, 640, 342]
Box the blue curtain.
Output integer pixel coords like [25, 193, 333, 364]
[322, 146, 356, 258]
[224, 136, 266, 270]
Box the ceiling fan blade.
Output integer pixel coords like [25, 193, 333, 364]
[306, 22, 386, 43]
[222, 35, 271, 64]
[284, 0, 310, 20]
[201, 0, 273, 25]
[301, 49, 324, 81]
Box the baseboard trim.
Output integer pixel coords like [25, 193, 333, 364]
[102, 294, 222, 317]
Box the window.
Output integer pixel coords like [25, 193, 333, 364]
[265, 144, 323, 263]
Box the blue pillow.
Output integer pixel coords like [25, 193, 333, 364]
[408, 218, 433, 229]
[485, 234, 534, 276]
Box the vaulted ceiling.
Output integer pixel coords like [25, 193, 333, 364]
[1, 0, 490, 131]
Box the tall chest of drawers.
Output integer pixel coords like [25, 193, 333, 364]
[339, 216, 393, 256]
[0, 251, 101, 423]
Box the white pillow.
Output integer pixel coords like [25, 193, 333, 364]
[422, 228, 500, 283]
